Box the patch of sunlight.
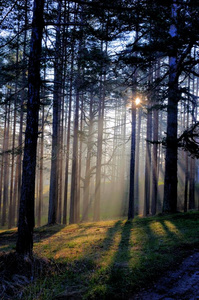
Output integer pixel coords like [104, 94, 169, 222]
[149, 221, 166, 236]
[164, 220, 181, 236]
[129, 227, 142, 244]
[82, 227, 123, 267]
[34, 219, 126, 263]
[104, 228, 142, 271]
[158, 181, 164, 186]
[54, 246, 82, 260]
[0, 244, 12, 251]
[43, 185, 49, 194]
[0, 227, 17, 234]
[92, 219, 123, 228]
[101, 235, 122, 266]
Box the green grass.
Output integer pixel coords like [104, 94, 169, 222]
[1, 211, 199, 299]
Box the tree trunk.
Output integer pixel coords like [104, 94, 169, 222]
[37, 105, 44, 227]
[93, 41, 106, 222]
[16, 0, 44, 256]
[1, 101, 10, 226]
[163, 1, 178, 213]
[128, 97, 136, 220]
[14, 0, 28, 225]
[151, 107, 159, 216]
[82, 93, 94, 222]
[9, 94, 17, 229]
[9, 38, 19, 229]
[189, 76, 196, 210]
[69, 90, 79, 224]
[184, 98, 189, 212]
[63, 49, 73, 225]
[135, 107, 142, 215]
[93, 82, 104, 222]
[189, 157, 195, 209]
[151, 61, 160, 216]
[143, 102, 152, 216]
[48, 0, 62, 225]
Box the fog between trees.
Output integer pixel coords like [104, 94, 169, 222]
[0, 0, 199, 255]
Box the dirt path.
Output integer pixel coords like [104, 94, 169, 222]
[132, 252, 199, 300]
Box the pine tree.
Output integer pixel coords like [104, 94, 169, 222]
[16, 0, 45, 256]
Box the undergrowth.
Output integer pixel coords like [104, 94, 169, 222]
[0, 211, 199, 299]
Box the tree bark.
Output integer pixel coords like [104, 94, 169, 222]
[48, 0, 62, 225]
[143, 102, 152, 216]
[93, 41, 106, 222]
[16, 0, 44, 256]
[151, 60, 160, 216]
[63, 49, 73, 225]
[14, 0, 28, 225]
[1, 101, 10, 226]
[82, 93, 94, 222]
[37, 105, 44, 227]
[93, 79, 104, 222]
[69, 90, 79, 224]
[128, 97, 136, 220]
[163, 1, 178, 213]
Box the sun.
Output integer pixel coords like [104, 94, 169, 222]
[135, 97, 141, 105]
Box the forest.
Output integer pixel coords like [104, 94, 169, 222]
[0, 0, 199, 298]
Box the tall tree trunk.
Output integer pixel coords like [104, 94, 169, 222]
[82, 93, 94, 222]
[9, 34, 19, 229]
[120, 100, 128, 216]
[151, 107, 159, 216]
[70, 7, 84, 224]
[0, 105, 7, 218]
[16, 0, 44, 256]
[63, 48, 73, 225]
[184, 152, 189, 212]
[143, 101, 152, 216]
[1, 101, 10, 226]
[184, 98, 189, 212]
[77, 94, 84, 223]
[135, 107, 142, 215]
[14, 0, 28, 224]
[69, 88, 79, 224]
[93, 81, 104, 222]
[48, 0, 62, 225]
[151, 61, 160, 216]
[93, 41, 106, 222]
[9, 94, 17, 229]
[189, 76, 196, 210]
[37, 105, 44, 227]
[70, 34, 81, 224]
[57, 88, 64, 224]
[128, 93, 136, 220]
[189, 157, 195, 209]
[163, 1, 178, 213]
[128, 24, 139, 220]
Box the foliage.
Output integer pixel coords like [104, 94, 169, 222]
[178, 122, 199, 158]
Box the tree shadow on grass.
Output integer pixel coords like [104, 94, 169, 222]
[0, 230, 18, 249]
[75, 220, 123, 261]
[50, 220, 124, 299]
[105, 217, 186, 299]
[99, 220, 123, 251]
[0, 224, 65, 251]
[54, 214, 199, 300]
[106, 220, 134, 299]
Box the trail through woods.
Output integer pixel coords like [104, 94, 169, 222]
[132, 252, 199, 300]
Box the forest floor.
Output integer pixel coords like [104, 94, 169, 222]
[0, 212, 199, 299]
[132, 251, 199, 300]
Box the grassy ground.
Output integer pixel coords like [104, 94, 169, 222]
[0, 211, 199, 299]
